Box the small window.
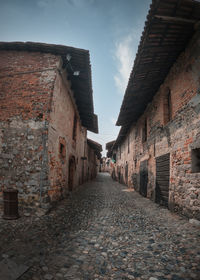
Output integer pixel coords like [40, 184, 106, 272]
[73, 114, 77, 141]
[134, 159, 137, 168]
[142, 118, 147, 143]
[59, 143, 66, 159]
[191, 148, 200, 173]
[59, 137, 66, 161]
[164, 89, 172, 124]
[128, 135, 130, 154]
[60, 143, 64, 156]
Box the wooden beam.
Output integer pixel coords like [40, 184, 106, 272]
[154, 15, 196, 24]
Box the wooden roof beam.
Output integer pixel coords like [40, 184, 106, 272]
[154, 15, 196, 24]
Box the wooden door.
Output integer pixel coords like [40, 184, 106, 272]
[68, 157, 75, 191]
[139, 160, 148, 197]
[125, 163, 128, 185]
[156, 153, 170, 207]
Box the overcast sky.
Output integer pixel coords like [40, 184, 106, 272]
[0, 0, 151, 156]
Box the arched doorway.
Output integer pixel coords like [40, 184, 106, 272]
[68, 156, 76, 191]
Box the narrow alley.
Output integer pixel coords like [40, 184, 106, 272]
[0, 173, 199, 280]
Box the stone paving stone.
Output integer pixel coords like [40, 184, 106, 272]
[0, 173, 200, 280]
[0, 258, 29, 280]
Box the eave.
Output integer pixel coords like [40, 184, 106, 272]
[116, 0, 200, 127]
[0, 41, 98, 133]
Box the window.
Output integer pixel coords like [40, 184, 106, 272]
[128, 134, 130, 154]
[60, 143, 65, 157]
[134, 159, 137, 168]
[59, 137, 66, 162]
[142, 117, 147, 143]
[73, 114, 77, 141]
[191, 148, 200, 173]
[164, 89, 172, 124]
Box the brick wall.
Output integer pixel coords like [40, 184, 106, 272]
[48, 68, 87, 202]
[0, 51, 59, 213]
[114, 30, 200, 220]
[0, 51, 58, 121]
[0, 49, 99, 214]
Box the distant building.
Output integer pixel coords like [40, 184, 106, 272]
[0, 42, 99, 214]
[87, 138, 102, 180]
[107, 0, 200, 220]
[100, 157, 110, 173]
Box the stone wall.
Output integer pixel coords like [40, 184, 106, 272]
[87, 144, 98, 180]
[113, 30, 200, 220]
[48, 68, 87, 202]
[0, 49, 99, 214]
[0, 50, 59, 213]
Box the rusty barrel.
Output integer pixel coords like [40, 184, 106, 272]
[3, 189, 19, 220]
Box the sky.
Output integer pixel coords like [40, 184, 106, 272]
[0, 0, 151, 156]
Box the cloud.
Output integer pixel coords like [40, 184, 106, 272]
[114, 32, 137, 95]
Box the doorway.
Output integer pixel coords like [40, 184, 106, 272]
[156, 153, 170, 207]
[68, 156, 76, 191]
[139, 160, 148, 197]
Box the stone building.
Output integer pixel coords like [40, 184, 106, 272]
[107, 0, 200, 220]
[0, 42, 99, 214]
[87, 138, 102, 180]
[100, 157, 110, 173]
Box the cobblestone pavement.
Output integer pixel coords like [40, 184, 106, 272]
[0, 173, 200, 280]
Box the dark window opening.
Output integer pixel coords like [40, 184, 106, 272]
[167, 91, 172, 121]
[128, 135, 130, 154]
[73, 114, 77, 141]
[113, 153, 116, 162]
[192, 148, 200, 173]
[59, 143, 65, 158]
[134, 159, 137, 168]
[36, 113, 43, 121]
[164, 89, 172, 124]
[142, 118, 147, 143]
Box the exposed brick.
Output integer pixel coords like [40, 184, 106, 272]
[110, 29, 200, 220]
[0, 49, 100, 215]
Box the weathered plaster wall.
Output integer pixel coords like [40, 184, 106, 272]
[48, 68, 87, 202]
[0, 50, 99, 213]
[0, 51, 59, 212]
[114, 30, 200, 220]
[87, 145, 98, 180]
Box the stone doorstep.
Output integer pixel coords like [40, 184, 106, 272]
[0, 258, 30, 280]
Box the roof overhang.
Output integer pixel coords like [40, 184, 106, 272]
[105, 140, 115, 151]
[105, 140, 115, 157]
[0, 41, 98, 133]
[87, 138, 102, 159]
[116, 0, 200, 128]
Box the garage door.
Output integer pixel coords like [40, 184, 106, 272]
[156, 153, 170, 207]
